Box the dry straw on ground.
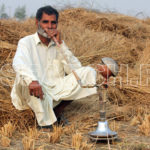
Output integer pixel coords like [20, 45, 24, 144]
[63, 123, 76, 135]
[72, 132, 83, 149]
[22, 136, 35, 150]
[72, 132, 95, 150]
[48, 125, 63, 143]
[0, 135, 11, 147]
[0, 121, 16, 137]
[25, 127, 40, 139]
[138, 114, 150, 136]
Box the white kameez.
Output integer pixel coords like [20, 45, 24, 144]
[11, 33, 97, 126]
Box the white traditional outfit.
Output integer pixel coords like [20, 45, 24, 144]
[11, 33, 97, 126]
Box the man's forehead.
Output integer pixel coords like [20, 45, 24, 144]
[41, 13, 56, 20]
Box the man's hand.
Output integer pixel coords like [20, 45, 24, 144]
[29, 81, 44, 100]
[45, 29, 62, 45]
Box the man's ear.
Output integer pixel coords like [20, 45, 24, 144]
[35, 19, 39, 26]
[56, 22, 58, 29]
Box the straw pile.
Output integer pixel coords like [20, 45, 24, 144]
[0, 19, 36, 128]
[0, 8, 150, 130]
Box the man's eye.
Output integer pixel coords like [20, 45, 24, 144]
[42, 20, 49, 23]
[42, 20, 57, 24]
[51, 21, 57, 24]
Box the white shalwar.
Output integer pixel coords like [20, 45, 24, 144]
[11, 32, 97, 126]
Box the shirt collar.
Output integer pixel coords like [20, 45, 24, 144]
[48, 40, 56, 47]
[34, 32, 56, 47]
[34, 32, 41, 45]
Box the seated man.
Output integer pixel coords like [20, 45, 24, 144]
[11, 5, 97, 128]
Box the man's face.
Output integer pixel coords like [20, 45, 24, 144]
[36, 12, 57, 38]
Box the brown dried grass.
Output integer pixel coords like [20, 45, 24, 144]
[138, 44, 150, 64]
[0, 135, 11, 147]
[22, 136, 35, 150]
[72, 132, 83, 149]
[131, 106, 150, 136]
[25, 127, 40, 140]
[48, 125, 63, 143]
[72, 132, 95, 150]
[0, 121, 16, 138]
[80, 141, 95, 150]
[138, 114, 150, 136]
[64, 123, 76, 135]
[35, 145, 45, 150]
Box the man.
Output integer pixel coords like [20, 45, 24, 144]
[11, 5, 97, 129]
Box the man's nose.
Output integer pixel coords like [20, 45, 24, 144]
[48, 22, 52, 29]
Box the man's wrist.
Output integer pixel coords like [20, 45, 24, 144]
[59, 40, 63, 45]
[31, 80, 39, 85]
[32, 80, 38, 83]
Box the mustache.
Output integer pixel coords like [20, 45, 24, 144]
[38, 23, 56, 32]
[37, 23, 49, 38]
[37, 23, 57, 39]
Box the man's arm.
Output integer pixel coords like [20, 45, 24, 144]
[46, 29, 81, 74]
[58, 41, 82, 75]
[13, 39, 43, 99]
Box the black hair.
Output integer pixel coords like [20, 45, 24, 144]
[36, 5, 59, 22]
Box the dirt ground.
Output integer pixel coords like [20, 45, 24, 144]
[0, 95, 150, 150]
